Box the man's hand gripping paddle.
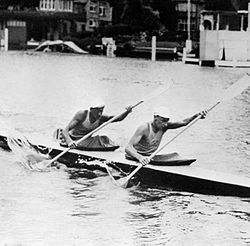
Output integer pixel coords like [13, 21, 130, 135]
[33, 81, 173, 171]
[115, 74, 250, 188]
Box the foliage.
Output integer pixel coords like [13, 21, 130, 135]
[66, 32, 102, 54]
[0, 0, 39, 8]
[106, 0, 126, 24]
[204, 0, 246, 11]
[70, 31, 94, 40]
[151, 0, 177, 32]
[97, 24, 135, 36]
[121, 0, 164, 32]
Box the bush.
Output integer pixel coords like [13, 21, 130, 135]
[98, 24, 132, 36]
[71, 31, 94, 39]
[66, 36, 101, 53]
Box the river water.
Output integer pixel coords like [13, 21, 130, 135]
[0, 52, 249, 245]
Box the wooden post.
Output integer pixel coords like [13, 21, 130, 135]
[4, 28, 8, 51]
[216, 13, 220, 31]
[185, 0, 192, 53]
[182, 47, 186, 63]
[240, 15, 244, 31]
[151, 36, 156, 61]
[248, 2, 250, 31]
[187, 0, 191, 40]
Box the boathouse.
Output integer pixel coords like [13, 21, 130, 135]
[199, 2, 250, 67]
[0, 0, 112, 50]
[0, 0, 85, 50]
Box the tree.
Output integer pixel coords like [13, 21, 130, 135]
[107, 0, 126, 24]
[205, 0, 241, 11]
[0, 0, 39, 9]
[151, 0, 177, 32]
[121, 0, 164, 32]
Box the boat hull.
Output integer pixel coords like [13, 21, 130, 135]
[0, 133, 249, 197]
[134, 167, 250, 197]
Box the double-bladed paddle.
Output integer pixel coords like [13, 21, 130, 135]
[115, 73, 250, 188]
[34, 81, 173, 170]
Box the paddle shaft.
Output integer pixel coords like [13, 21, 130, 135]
[103, 74, 249, 187]
[119, 101, 222, 186]
[47, 101, 144, 165]
[150, 101, 220, 158]
[42, 80, 174, 168]
[136, 73, 250, 166]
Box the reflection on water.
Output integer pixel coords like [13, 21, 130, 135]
[0, 52, 249, 245]
[64, 167, 250, 245]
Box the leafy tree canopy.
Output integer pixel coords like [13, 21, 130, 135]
[121, 0, 164, 32]
[0, 0, 39, 8]
[205, 0, 249, 11]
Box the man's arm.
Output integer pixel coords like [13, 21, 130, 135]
[167, 111, 207, 129]
[62, 110, 87, 147]
[125, 124, 150, 166]
[100, 106, 133, 124]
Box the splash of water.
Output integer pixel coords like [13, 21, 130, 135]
[7, 130, 50, 171]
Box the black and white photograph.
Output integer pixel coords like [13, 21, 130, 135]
[0, 0, 249, 245]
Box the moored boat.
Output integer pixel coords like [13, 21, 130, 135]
[0, 131, 249, 197]
[35, 40, 88, 54]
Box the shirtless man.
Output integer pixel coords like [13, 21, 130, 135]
[62, 102, 132, 150]
[125, 107, 207, 165]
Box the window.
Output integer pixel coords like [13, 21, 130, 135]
[40, 0, 56, 11]
[90, 5, 96, 13]
[203, 20, 212, 30]
[191, 4, 196, 13]
[178, 19, 187, 31]
[56, 0, 72, 12]
[99, 6, 106, 16]
[7, 21, 26, 27]
[64, 1, 69, 10]
[176, 3, 187, 12]
[89, 19, 96, 27]
[176, 3, 197, 13]
[178, 19, 196, 31]
[59, 0, 63, 10]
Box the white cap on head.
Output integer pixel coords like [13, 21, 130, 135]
[153, 106, 173, 119]
[90, 98, 105, 109]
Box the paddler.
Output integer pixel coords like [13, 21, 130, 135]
[61, 100, 133, 150]
[125, 106, 207, 165]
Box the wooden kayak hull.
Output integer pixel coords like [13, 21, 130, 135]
[0, 133, 249, 197]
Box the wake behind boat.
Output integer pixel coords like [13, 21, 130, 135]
[0, 130, 249, 197]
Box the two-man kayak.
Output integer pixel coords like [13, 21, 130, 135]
[0, 130, 249, 197]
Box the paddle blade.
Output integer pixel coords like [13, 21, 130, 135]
[7, 131, 50, 171]
[115, 177, 130, 188]
[115, 164, 144, 188]
[32, 160, 53, 171]
[221, 74, 250, 102]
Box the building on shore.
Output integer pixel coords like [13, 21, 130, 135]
[84, 0, 112, 32]
[199, 2, 250, 66]
[73, 0, 112, 32]
[0, 0, 112, 50]
[173, 0, 205, 41]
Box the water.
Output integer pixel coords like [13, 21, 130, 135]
[0, 51, 249, 245]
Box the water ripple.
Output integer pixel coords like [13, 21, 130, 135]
[0, 52, 249, 245]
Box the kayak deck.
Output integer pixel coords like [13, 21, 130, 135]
[126, 153, 196, 166]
